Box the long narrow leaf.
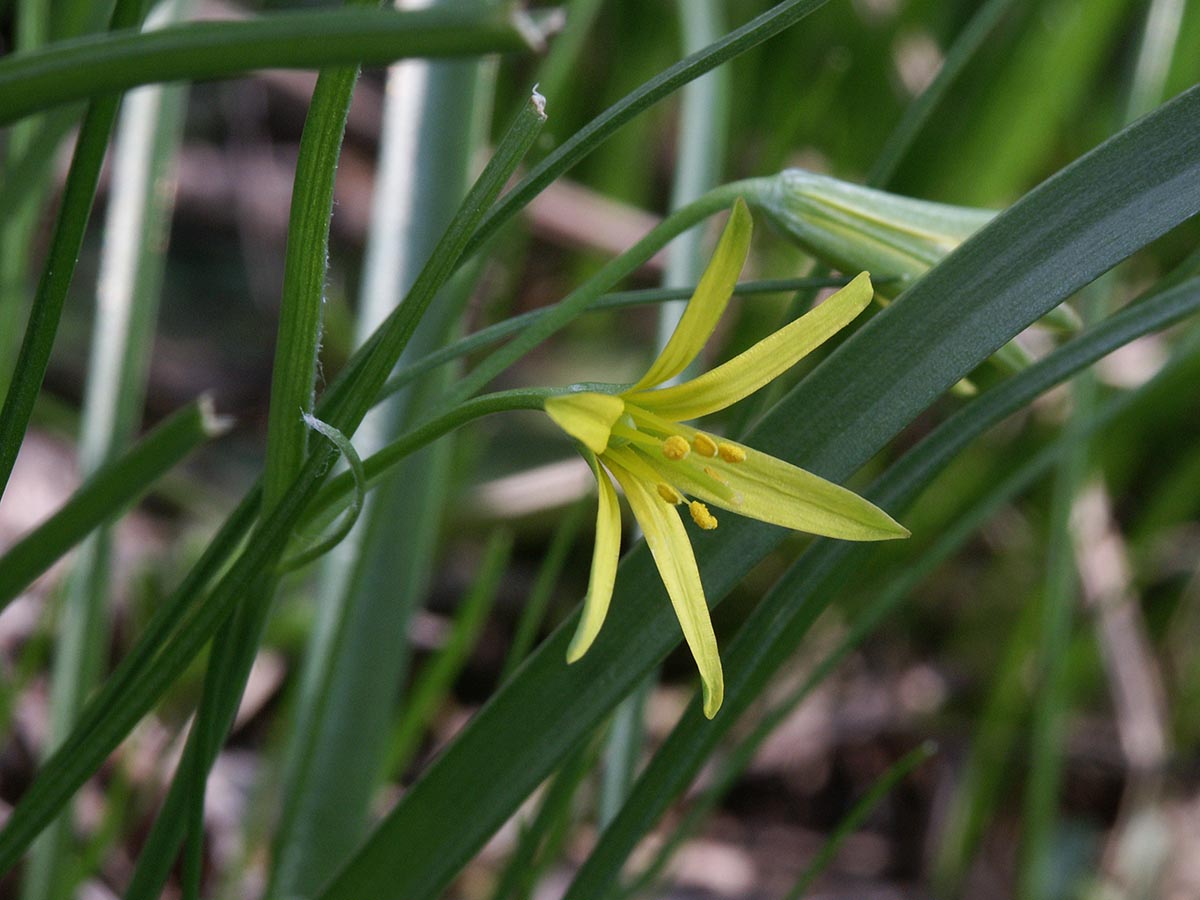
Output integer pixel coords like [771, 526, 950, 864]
[0, 0, 150, 499]
[0, 6, 541, 125]
[0, 398, 228, 608]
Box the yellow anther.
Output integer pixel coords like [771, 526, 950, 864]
[689, 501, 718, 530]
[692, 433, 718, 457]
[717, 442, 746, 463]
[662, 435, 691, 461]
[657, 483, 683, 505]
[703, 465, 726, 484]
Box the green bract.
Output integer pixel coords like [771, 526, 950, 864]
[742, 169, 1082, 336]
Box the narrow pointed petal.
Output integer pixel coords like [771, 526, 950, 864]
[627, 272, 873, 421]
[566, 456, 623, 663]
[628, 198, 753, 392]
[660, 435, 908, 541]
[606, 459, 724, 718]
[545, 392, 625, 454]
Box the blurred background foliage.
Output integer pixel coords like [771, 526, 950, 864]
[0, 0, 1198, 898]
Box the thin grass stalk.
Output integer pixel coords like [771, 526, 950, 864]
[385, 529, 514, 778]
[463, 0, 836, 260]
[784, 743, 936, 898]
[0, 0, 148, 500]
[0, 398, 227, 610]
[0, 0, 52, 398]
[490, 735, 602, 900]
[528, 0, 604, 121]
[269, 18, 492, 892]
[170, 6, 378, 889]
[1019, 334, 1096, 899]
[867, 0, 1024, 187]
[21, 4, 192, 896]
[499, 499, 588, 683]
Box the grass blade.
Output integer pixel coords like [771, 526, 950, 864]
[0, 6, 541, 125]
[0, 0, 149, 499]
[269, 35, 491, 894]
[21, 4, 193, 894]
[784, 742, 937, 899]
[386, 529, 513, 778]
[464, 0, 836, 258]
[0, 397, 228, 608]
[500, 499, 588, 683]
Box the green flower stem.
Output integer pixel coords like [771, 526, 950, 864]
[462, 0, 835, 259]
[446, 181, 757, 406]
[377, 277, 859, 405]
[305, 388, 554, 530]
[0, 397, 227, 610]
[178, 32, 374, 895]
[268, 29, 491, 895]
[0, 6, 541, 125]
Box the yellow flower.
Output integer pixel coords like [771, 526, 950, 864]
[545, 199, 909, 718]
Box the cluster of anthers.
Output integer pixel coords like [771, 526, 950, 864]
[617, 416, 750, 532]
